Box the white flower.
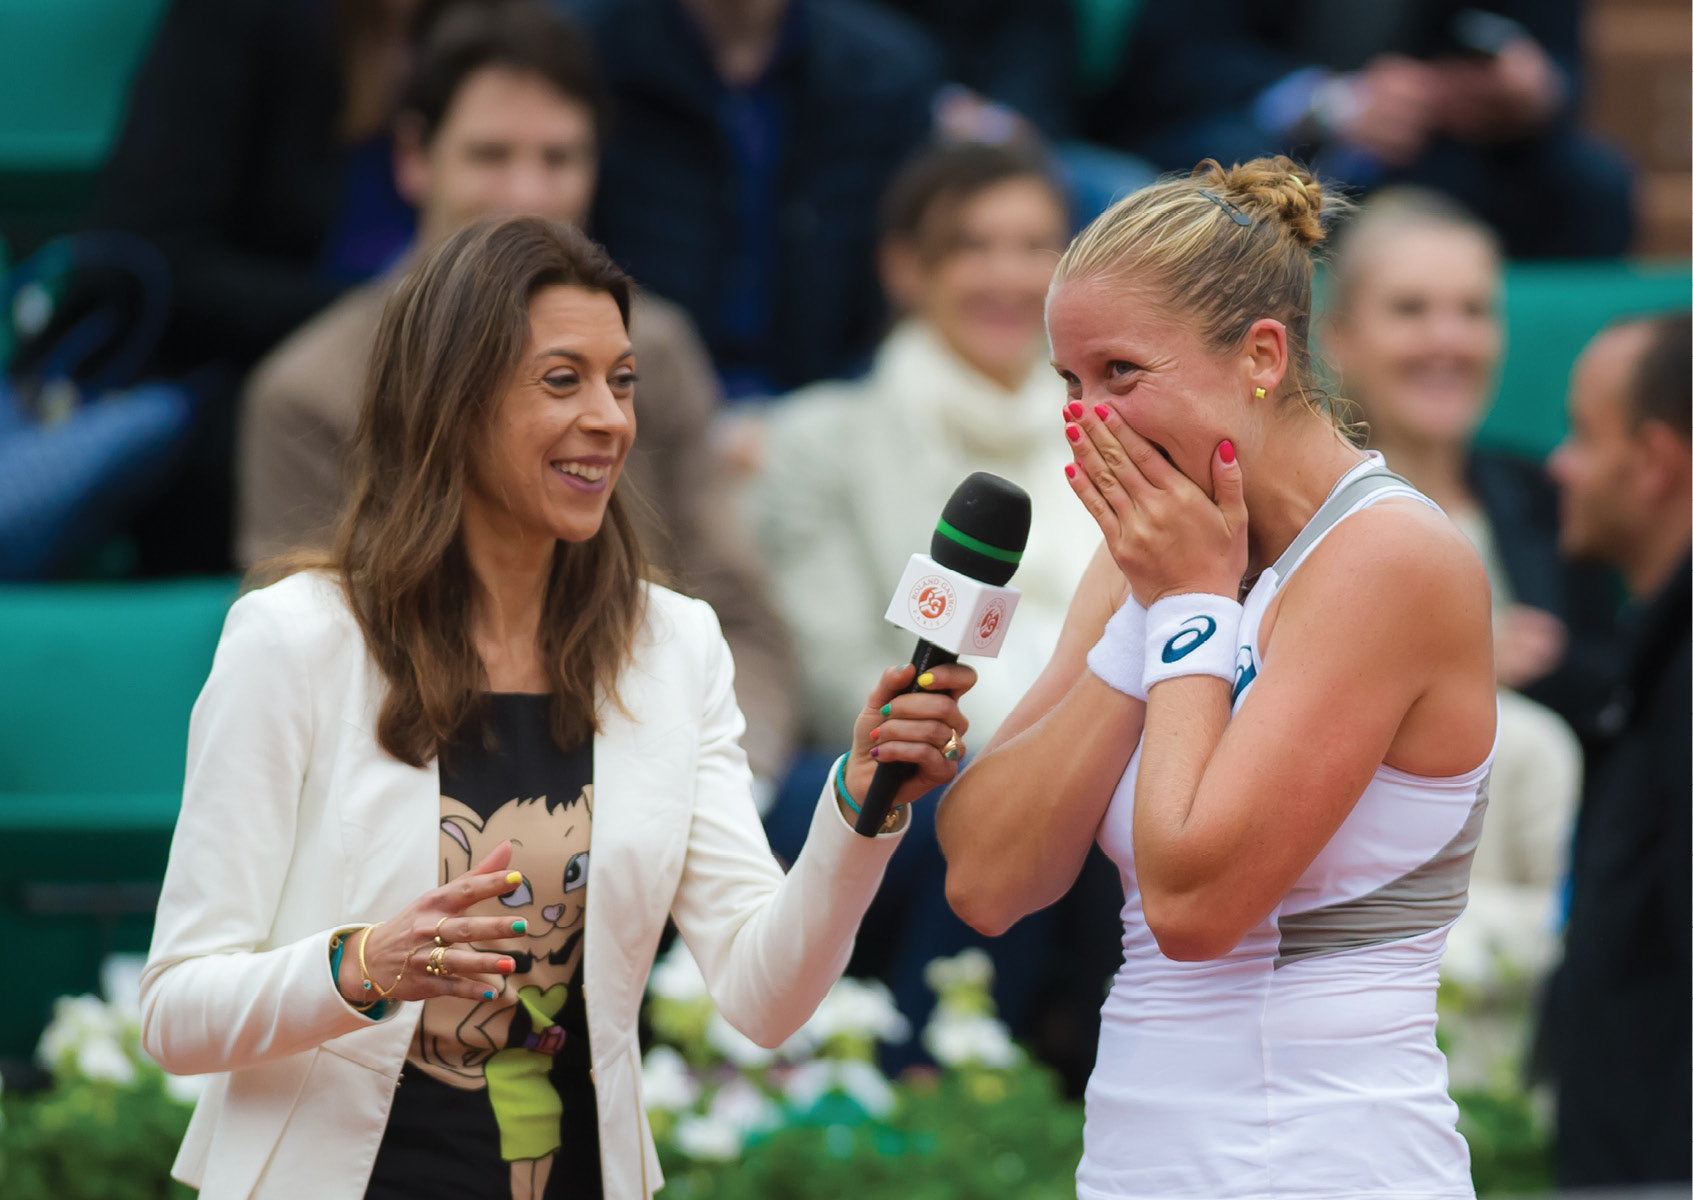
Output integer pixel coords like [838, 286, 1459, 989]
[673, 1113, 743, 1161]
[782, 1059, 897, 1118]
[75, 1036, 139, 1086]
[640, 1045, 699, 1113]
[802, 977, 910, 1047]
[706, 1012, 777, 1068]
[923, 1012, 1021, 1069]
[923, 948, 994, 995]
[37, 995, 124, 1075]
[647, 941, 708, 1002]
[163, 1072, 209, 1104]
[833, 1060, 896, 1117]
[707, 1077, 782, 1135]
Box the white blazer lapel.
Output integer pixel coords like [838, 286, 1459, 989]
[583, 648, 695, 1057]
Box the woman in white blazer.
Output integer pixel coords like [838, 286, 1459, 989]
[141, 215, 974, 1200]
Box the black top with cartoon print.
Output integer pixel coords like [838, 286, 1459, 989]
[366, 694, 601, 1200]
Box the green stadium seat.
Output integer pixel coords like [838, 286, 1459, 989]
[0, 0, 169, 170]
[0, 576, 235, 1061]
[0, 0, 169, 252]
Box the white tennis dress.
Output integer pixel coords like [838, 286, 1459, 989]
[1078, 455, 1494, 1200]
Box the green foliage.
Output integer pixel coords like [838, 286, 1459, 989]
[1438, 975, 1555, 1196]
[1, 953, 1557, 1196]
[1455, 1084, 1554, 1196]
[0, 1069, 195, 1200]
[657, 1065, 1083, 1200]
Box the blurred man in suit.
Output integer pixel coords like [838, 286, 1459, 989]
[1542, 312, 1690, 1186]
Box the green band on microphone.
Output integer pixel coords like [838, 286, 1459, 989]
[934, 518, 1023, 565]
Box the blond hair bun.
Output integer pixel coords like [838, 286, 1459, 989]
[1195, 156, 1327, 250]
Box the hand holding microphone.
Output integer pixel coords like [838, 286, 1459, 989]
[844, 472, 1033, 836]
[839, 661, 978, 833]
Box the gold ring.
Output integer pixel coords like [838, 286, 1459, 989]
[434, 916, 452, 947]
[426, 945, 451, 978]
[942, 730, 962, 762]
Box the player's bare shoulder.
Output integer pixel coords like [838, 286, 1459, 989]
[1296, 497, 1492, 646]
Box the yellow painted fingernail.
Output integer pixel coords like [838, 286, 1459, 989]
[505, 871, 522, 885]
[917, 672, 935, 689]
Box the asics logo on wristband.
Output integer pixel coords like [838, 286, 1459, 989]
[1161, 616, 1218, 663]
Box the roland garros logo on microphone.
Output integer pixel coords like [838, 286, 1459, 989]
[972, 596, 1007, 649]
[908, 574, 957, 630]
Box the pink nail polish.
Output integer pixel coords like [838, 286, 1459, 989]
[1064, 463, 1077, 479]
[1093, 404, 1110, 420]
[1219, 439, 1236, 464]
[869, 746, 880, 759]
[1066, 402, 1084, 420]
[1065, 424, 1082, 443]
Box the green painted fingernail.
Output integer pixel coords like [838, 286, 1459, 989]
[483, 990, 495, 1000]
[880, 703, 890, 716]
[512, 919, 527, 934]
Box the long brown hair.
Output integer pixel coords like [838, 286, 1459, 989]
[276, 215, 649, 767]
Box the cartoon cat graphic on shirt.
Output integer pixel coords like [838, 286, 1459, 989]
[413, 786, 591, 1200]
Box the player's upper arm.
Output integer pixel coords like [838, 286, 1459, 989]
[1177, 505, 1494, 934]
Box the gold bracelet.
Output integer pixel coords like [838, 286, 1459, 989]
[357, 922, 405, 999]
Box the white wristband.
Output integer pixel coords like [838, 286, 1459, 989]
[1087, 595, 1149, 701]
[1141, 593, 1243, 692]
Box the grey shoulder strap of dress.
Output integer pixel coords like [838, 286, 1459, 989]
[1269, 465, 1419, 581]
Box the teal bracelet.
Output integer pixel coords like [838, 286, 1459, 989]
[833, 754, 861, 813]
[329, 932, 387, 1020]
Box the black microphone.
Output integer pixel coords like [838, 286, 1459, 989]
[853, 472, 1032, 836]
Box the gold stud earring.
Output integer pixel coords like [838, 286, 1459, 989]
[1254, 386, 1267, 399]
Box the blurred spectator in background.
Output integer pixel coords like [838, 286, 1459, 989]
[876, 0, 1072, 139]
[1540, 311, 1690, 1188]
[1328, 189, 1622, 735]
[238, 1, 797, 780]
[878, 1, 1156, 229]
[92, 0, 430, 572]
[1089, 0, 1634, 258]
[752, 143, 1117, 1078]
[1324, 189, 1591, 992]
[561, 0, 941, 398]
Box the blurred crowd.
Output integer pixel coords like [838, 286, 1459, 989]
[0, 0, 1685, 1189]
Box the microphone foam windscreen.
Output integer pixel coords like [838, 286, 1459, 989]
[930, 471, 1032, 587]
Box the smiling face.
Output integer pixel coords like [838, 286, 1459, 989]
[1046, 274, 1266, 491]
[1326, 224, 1502, 448]
[462, 285, 634, 546]
[885, 175, 1068, 388]
[398, 65, 599, 247]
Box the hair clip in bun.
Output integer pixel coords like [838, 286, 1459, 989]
[1199, 190, 1251, 227]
